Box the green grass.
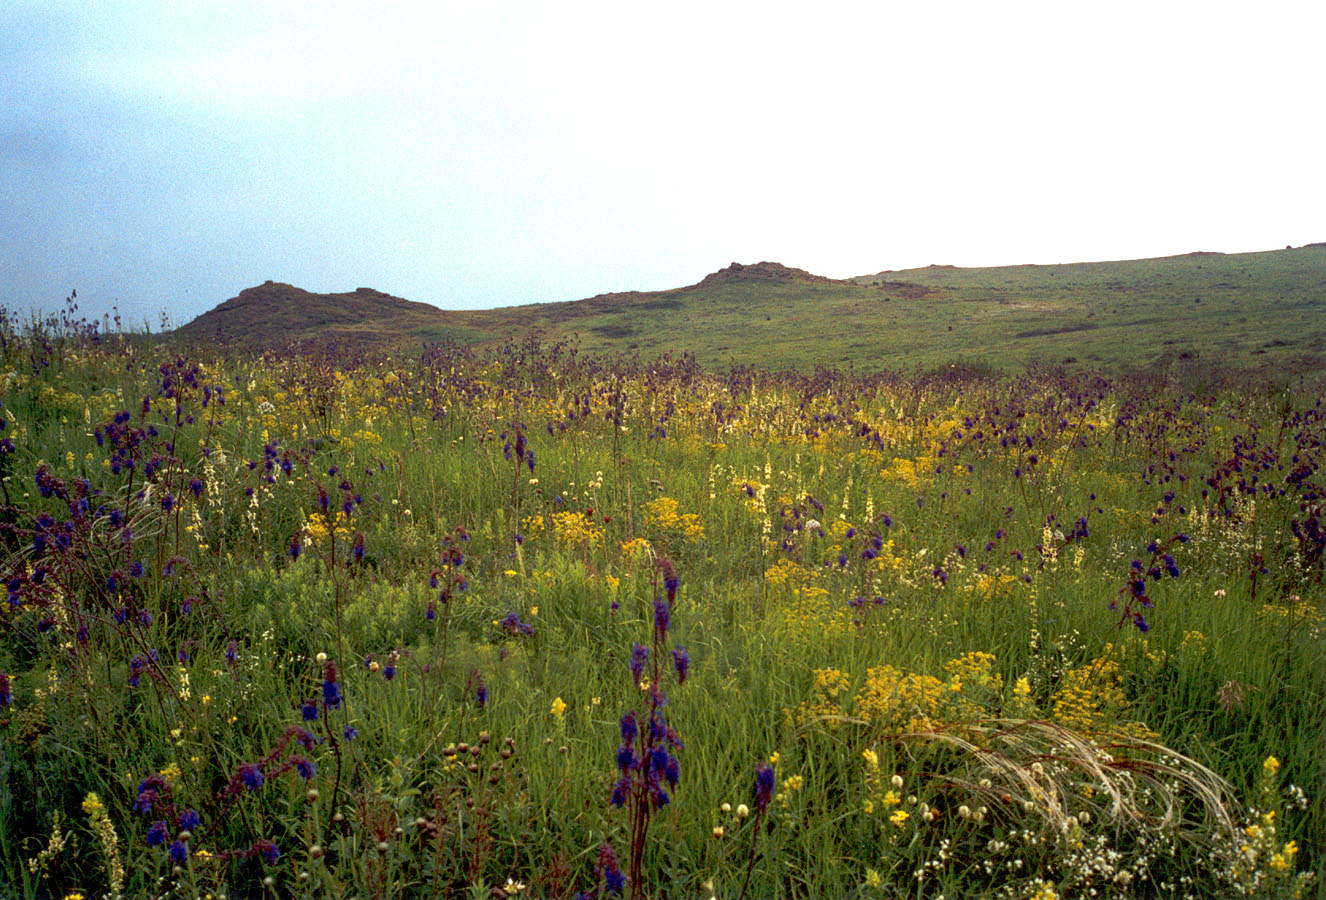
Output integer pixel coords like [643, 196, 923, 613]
[0, 320, 1321, 899]
[176, 246, 1326, 374]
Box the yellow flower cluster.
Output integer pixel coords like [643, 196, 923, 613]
[305, 511, 353, 543]
[1225, 764, 1311, 897]
[82, 793, 125, 897]
[942, 651, 1004, 721]
[882, 456, 932, 491]
[966, 571, 1022, 599]
[1028, 883, 1059, 900]
[1007, 675, 1036, 718]
[732, 477, 767, 516]
[619, 537, 654, 560]
[798, 653, 1028, 736]
[786, 668, 851, 730]
[551, 511, 602, 546]
[764, 558, 810, 587]
[1259, 598, 1323, 636]
[343, 427, 383, 450]
[1180, 629, 1209, 656]
[1049, 650, 1154, 740]
[640, 496, 705, 541]
[854, 664, 947, 733]
[760, 556, 851, 635]
[860, 747, 905, 832]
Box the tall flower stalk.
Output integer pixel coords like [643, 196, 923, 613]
[736, 761, 776, 900]
[609, 557, 688, 899]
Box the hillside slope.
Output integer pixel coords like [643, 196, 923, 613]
[175, 247, 1326, 372]
[174, 281, 480, 347]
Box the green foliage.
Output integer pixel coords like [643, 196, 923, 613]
[0, 322, 1321, 899]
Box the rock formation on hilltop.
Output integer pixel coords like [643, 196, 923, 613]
[175, 281, 449, 347]
[691, 261, 844, 289]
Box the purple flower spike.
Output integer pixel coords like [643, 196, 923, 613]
[610, 777, 630, 807]
[653, 598, 670, 637]
[238, 763, 264, 791]
[755, 762, 775, 811]
[630, 643, 649, 684]
[599, 842, 624, 894]
[659, 557, 679, 602]
[322, 662, 342, 709]
[254, 839, 280, 865]
[671, 647, 689, 684]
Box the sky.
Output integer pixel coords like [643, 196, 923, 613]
[3, 1, 1324, 330]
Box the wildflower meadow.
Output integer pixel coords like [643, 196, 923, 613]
[0, 310, 1321, 900]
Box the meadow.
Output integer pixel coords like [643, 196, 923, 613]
[0, 314, 1321, 899]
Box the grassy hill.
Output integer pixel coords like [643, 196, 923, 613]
[176, 246, 1326, 372]
[173, 282, 489, 348]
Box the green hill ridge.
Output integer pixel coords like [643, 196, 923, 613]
[177, 246, 1326, 372]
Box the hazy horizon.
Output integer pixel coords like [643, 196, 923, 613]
[5, 2, 1324, 328]
[17, 240, 1325, 333]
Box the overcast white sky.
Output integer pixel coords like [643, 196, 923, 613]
[3, 1, 1323, 328]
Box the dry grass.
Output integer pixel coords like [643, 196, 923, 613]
[904, 718, 1241, 844]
